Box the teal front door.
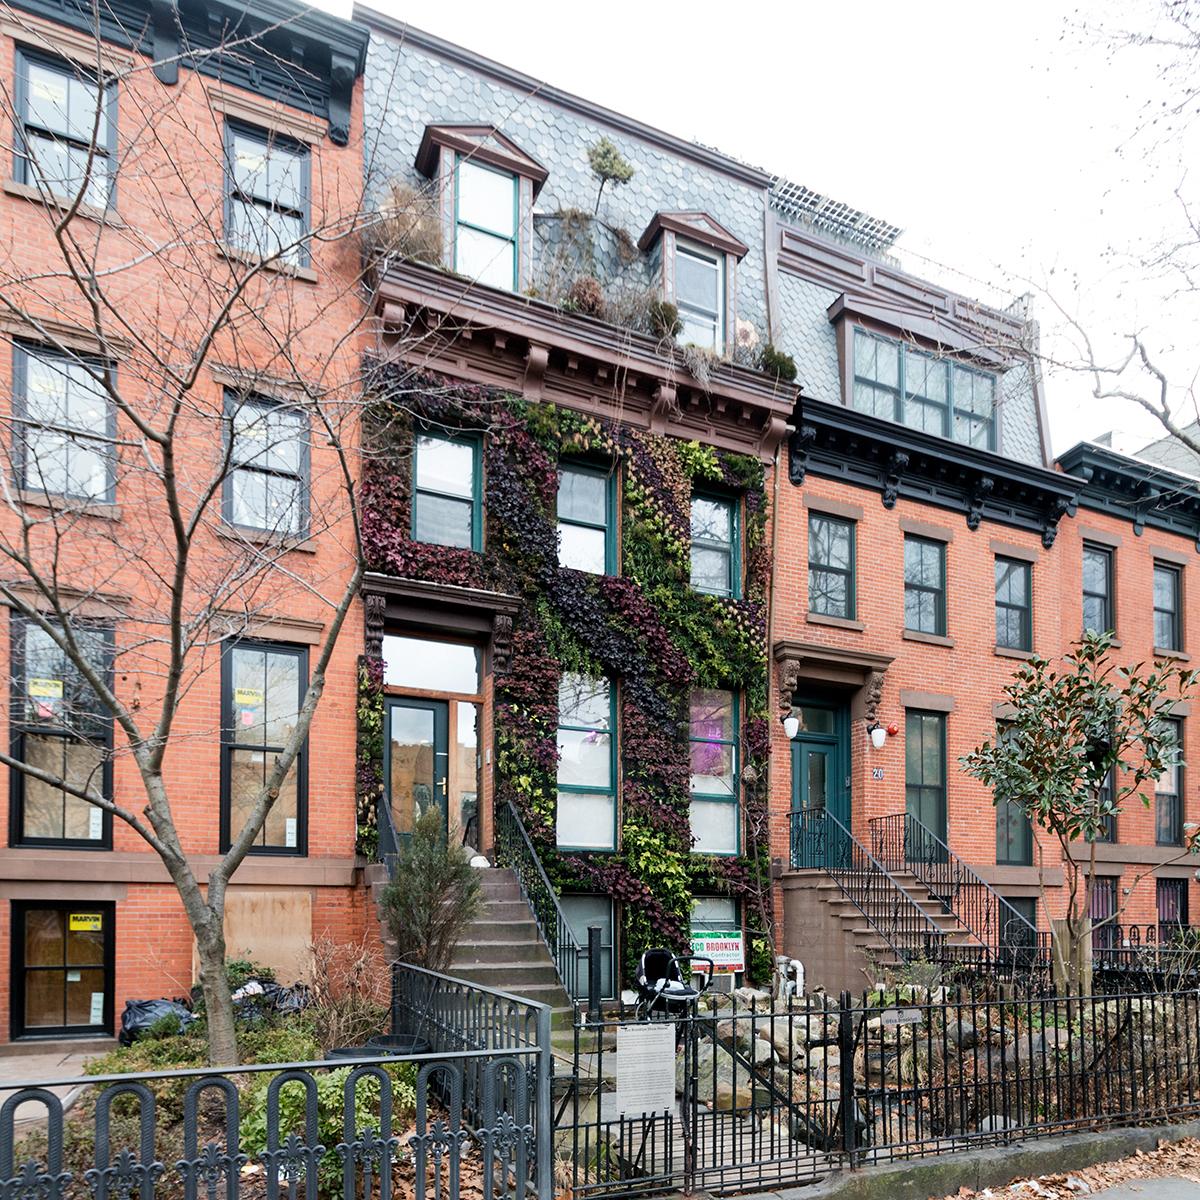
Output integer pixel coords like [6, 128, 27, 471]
[790, 700, 850, 868]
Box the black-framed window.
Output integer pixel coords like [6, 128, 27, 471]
[224, 393, 309, 536]
[808, 513, 855, 619]
[1154, 562, 1182, 651]
[1082, 543, 1114, 634]
[557, 462, 616, 575]
[14, 48, 116, 209]
[905, 710, 947, 840]
[13, 343, 115, 503]
[411, 431, 481, 551]
[903, 536, 946, 636]
[1088, 765, 1117, 843]
[995, 556, 1032, 651]
[995, 722, 1033, 864]
[224, 121, 310, 267]
[1090, 876, 1117, 950]
[220, 642, 307, 854]
[1156, 717, 1184, 846]
[690, 493, 739, 598]
[10, 615, 112, 848]
[1157, 878, 1188, 943]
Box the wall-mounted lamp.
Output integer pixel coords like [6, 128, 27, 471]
[782, 713, 800, 740]
[866, 721, 888, 750]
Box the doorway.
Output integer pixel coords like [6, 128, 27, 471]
[384, 698, 449, 843]
[11, 902, 114, 1039]
[790, 699, 850, 868]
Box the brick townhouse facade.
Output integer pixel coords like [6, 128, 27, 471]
[3, 2, 1199, 1044]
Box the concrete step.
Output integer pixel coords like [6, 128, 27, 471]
[451, 939, 555, 966]
[467, 899, 538, 923]
[462, 920, 542, 944]
[449, 961, 564, 989]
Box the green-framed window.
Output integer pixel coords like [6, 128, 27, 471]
[1154, 562, 1182, 651]
[852, 328, 997, 450]
[808, 513, 855, 619]
[557, 462, 615, 575]
[995, 556, 1032, 651]
[903, 536, 946, 636]
[1082, 543, 1114, 634]
[1156, 717, 1184, 846]
[689, 688, 739, 855]
[690, 493, 739, 597]
[411, 431, 482, 551]
[454, 156, 517, 292]
[555, 672, 616, 851]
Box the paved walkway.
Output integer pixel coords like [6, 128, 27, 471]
[0, 1047, 102, 1125]
[1094, 1180, 1200, 1198]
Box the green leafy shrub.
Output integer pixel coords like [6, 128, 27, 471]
[380, 807, 483, 971]
[647, 299, 682, 340]
[758, 343, 797, 382]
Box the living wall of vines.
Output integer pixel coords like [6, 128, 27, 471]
[358, 367, 774, 984]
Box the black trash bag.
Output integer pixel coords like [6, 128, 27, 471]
[231, 978, 278, 1024]
[119, 998, 195, 1046]
[273, 983, 310, 1014]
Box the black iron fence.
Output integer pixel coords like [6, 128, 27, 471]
[557, 981, 1200, 1198]
[1, 964, 553, 1200]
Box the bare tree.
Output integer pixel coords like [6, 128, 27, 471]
[0, 6, 394, 1064]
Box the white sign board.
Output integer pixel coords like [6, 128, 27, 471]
[690, 929, 745, 974]
[613, 1023, 676, 1118]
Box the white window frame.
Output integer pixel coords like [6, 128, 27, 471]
[674, 240, 725, 352]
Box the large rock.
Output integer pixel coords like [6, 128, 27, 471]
[948, 1019, 978, 1050]
[679, 1038, 738, 1097]
[732, 986, 773, 1012]
[713, 1079, 752, 1111]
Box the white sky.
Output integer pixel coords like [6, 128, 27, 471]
[316, 0, 1200, 460]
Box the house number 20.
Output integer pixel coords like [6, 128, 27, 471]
[871, 767, 885, 780]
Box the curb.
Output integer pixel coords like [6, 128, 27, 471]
[728, 1118, 1200, 1200]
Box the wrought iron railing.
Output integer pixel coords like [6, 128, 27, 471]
[1092, 921, 1200, 975]
[869, 812, 1045, 971]
[790, 807, 944, 962]
[376, 790, 402, 875]
[494, 799, 584, 998]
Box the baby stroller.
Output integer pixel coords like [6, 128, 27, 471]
[634, 948, 714, 1019]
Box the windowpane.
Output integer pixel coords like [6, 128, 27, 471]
[557, 672, 614, 850]
[229, 199, 305, 264]
[416, 436, 475, 498]
[677, 249, 720, 311]
[809, 515, 854, 619]
[995, 557, 1032, 651]
[558, 467, 608, 525]
[559, 673, 611, 729]
[382, 636, 480, 694]
[691, 496, 731, 544]
[690, 546, 730, 594]
[690, 797, 738, 854]
[691, 896, 738, 932]
[457, 160, 516, 236]
[454, 225, 516, 290]
[226, 399, 306, 535]
[691, 496, 735, 595]
[25, 132, 110, 208]
[904, 537, 945, 635]
[1154, 563, 1181, 649]
[557, 465, 611, 574]
[557, 729, 613, 788]
[1082, 545, 1113, 632]
[556, 792, 615, 850]
[689, 688, 735, 798]
[415, 493, 474, 548]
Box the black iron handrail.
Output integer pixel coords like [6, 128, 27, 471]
[494, 799, 584, 999]
[790, 807, 944, 962]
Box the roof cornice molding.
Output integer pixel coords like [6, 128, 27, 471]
[353, 6, 773, 191]
[374, 259, 795, 462]
[791, 396, 1080, 548]
[1056, 442, 1200, 550]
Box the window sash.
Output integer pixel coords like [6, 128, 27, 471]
[1153, 564, 1181, 649]
[454, 158, 517, 290]
[220, 642, 308, 854]
[1082, 544, 1113, 632]
[556, 673, 616, 851]
[808, 514, 855, 619]
[903, 537, 946, 635]
[675, 243, 725, 349]
[994, 557, 1032, 651]
[688, 690, 739, 803]
[224, 395, 308, 536]
[411, 433, 481, 551]
[557, 464, 614, 574]
[223, 122, 310, 266]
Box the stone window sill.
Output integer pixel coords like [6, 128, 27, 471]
[806, 611, 865, 632]
[902, 629, 954, 648]
[1155, 647, 1190, 662]
[20, 489, 120, 521]
[217, 523, 316, 555]
[217, 244, 318, 284]
[994, 645, 1035, 660]
[4, 179, 123, 227]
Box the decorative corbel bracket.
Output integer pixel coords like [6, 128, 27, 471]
[379, 301, 408, 333]
[523, 342, 549, 402]
[966, 475, 995, 531]
[881, 451, 910, 509]
[150, 0, 180, 84]
[363, 592, 386, 659]
[328, 51, 357, 147]
[1041, 495, 1072, 550]
[492, 614, 514, 675]
[788, 423, 817, 485]
[1132, 484, 1162, 537]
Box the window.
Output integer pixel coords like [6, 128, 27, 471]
[555, 673, 615, 851]
[10, 616, 111, 847]
[905, 711, 947, 842]
[689, 689, 739, 855]
[675, 242, 725, 351]
[1082, 543, 1114, 633]
[224, 395, 308, 536]
[852, 330, 996, 450]
[1090, 877, 1117, 951]
[14, 343, 114, 503]
[903, 536, 946, 636]
[808, 514, 855, 619]
[1157, 878, 1188, 943]
[999, 896, 1038, 965]
[454, 157, 517, 291]
[224, 123, 310, 267]
[995, 556, 1032, 651]
[1154, 563, 1182, 650]
[561, 894, 614, 999]
[1089, 765, 1117, 844]
[220, 642, 307, 854]
[411, 432, 481, 551]
[1156, 718, 1184, 846]
[995, 722, 1032, 865]
[15, 49, 115, 209]
[691, 494, 738, 597]
[557, 463, 614, 575]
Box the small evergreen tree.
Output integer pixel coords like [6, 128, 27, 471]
[588, 137, 635, 213]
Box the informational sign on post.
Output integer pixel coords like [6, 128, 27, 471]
[690, 929, 745, 974]
[613, 1023, 676, 1118]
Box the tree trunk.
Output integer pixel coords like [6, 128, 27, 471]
[195, 918, 238, 1066]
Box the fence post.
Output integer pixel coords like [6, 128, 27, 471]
[535, 1000, 553, 1200]
[587, 925, 603, 1021]
[838, 990, 859, 1166]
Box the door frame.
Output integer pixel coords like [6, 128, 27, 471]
[789, 696, 850, 825]
[383, 696, 450, 841]
[10, 900, 115, 1040]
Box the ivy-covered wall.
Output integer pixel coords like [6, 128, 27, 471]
[358, 367, 775, 983]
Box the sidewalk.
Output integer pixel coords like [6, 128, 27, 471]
[0, 1045, 105, 1125]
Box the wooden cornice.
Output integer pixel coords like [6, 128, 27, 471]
[375, 260, 795, 462]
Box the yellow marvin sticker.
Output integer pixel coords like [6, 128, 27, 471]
[28, 678, 63, 700]
[69, 913, 103, 932]
[234, 688, 264, 707]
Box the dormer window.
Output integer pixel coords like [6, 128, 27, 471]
[415, 125, 547, 294]
[639, 212, 748, 356]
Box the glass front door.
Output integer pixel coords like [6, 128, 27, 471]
[385, 698, 449, 843]
[12, 902, 113, 1038]
[790, 700, 850, 868]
